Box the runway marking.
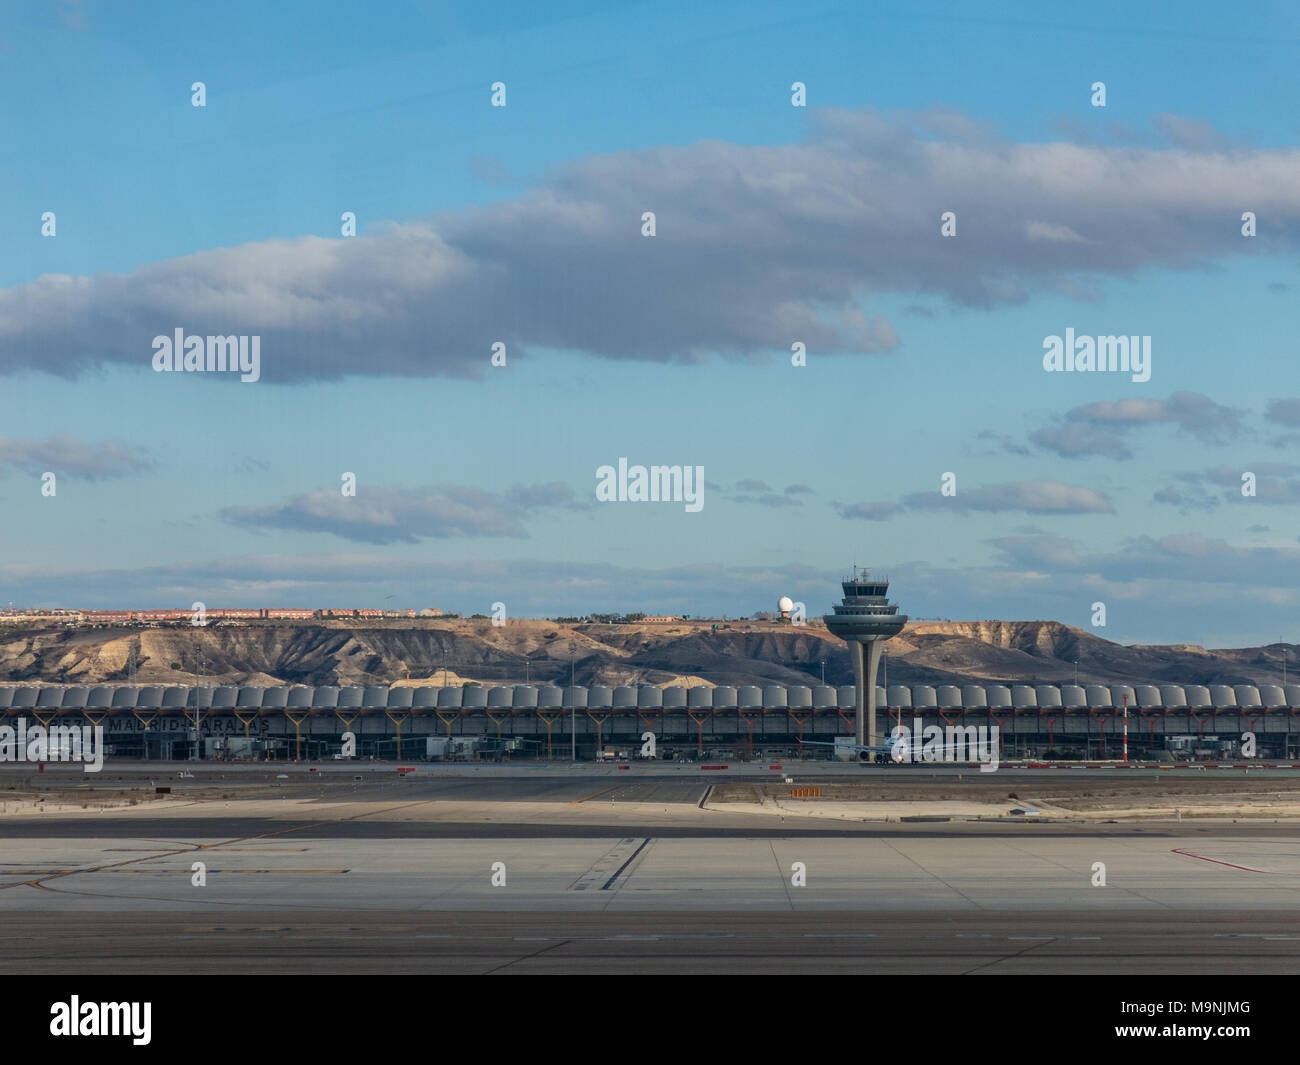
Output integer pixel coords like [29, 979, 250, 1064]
[1213, 933, 1300, 938]
[875, 837, 982, 909]
[0, 797, 440, 900]
[0, 839, 203, 895]
[0, 870, 92, 876]
[570, 786, 617, 805]
[803, 933, 878, 938]
[602, 838, 651, 890]
[960, 934, 1057, 975]
[1171, 848, 1271, 873]
[166, 868, 348, 874]
[1, 868, 349, 875]
[482, 937, 571, 975]
[571, 838, 643, 891]
[769, 840, 794, 910]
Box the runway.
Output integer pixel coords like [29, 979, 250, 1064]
[3, 910, 1299, 974]
[5, 830, 1300, 905]
[3, 765, 1300, 973]
[2, 817, 1298, 839]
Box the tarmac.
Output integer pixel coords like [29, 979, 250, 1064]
[2, 762, 1298, 973]
[4, 910, 1298, 974]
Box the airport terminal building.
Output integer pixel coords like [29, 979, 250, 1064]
[1, 680, 1298, 762]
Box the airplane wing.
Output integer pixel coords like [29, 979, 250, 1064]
[794, 737, 893, 753]
[793, 736, 996, 763]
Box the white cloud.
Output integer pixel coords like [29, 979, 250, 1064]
[3, 109, 1298, 382]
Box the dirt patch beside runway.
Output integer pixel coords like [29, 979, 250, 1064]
[9, 765, 1300, 823]
[711, 774, 1300, 819]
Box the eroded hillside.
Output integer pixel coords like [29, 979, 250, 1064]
[0, 618, 1291, 688]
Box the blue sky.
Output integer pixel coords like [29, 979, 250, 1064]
[2, 0, 1299, 646]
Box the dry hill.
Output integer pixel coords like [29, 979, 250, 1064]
[0, 618, 1292, 690]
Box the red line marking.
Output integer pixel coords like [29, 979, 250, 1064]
[1171, 848, 1270, 874]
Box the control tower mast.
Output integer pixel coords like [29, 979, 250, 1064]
[822, 567, 908, 747]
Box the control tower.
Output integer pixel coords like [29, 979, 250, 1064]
[823, 567, 908, 747]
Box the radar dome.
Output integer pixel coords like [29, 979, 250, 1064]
[778, 596, 794, 614]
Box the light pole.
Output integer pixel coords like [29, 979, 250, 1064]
[1286, 642, 1293, 759]
[1074, 660, 1078, 687]
[570, 643, 576, 761]
[1122, 693, 1128, 764]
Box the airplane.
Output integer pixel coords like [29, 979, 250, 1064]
[795, 733, 986, 765]
[791, 736, 905, 764]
